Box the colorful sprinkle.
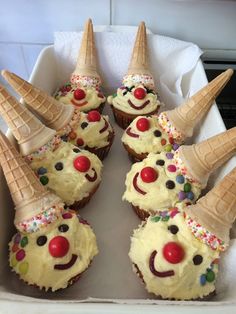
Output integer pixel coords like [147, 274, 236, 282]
[40, 176, 49, 185]
[184, 183, 191, 192]
[167, 165, 176, 172]
[19, 261, 29, 275]
[12, 243, 19, 253]
[176, 175, 185, 184]
[70, 74, 101, 88]
[173, 143, 179, 151]
[186, 191, 194, 200]
[158, 112, 184, 142]
[206, 270, 215, 282]
[165, 144, 173, 152]
[10, 255, 17, 267]
[14, 233, 21, 244]
[122, 74, 155, 88]
[161, 139, 167, 146]
[16, 249, 25, 261]
[200, 274, 207, 286]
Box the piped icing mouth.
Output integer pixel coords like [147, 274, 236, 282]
[99, 119, 109, 134]
[54, 254, 78, 270]
[71, 99, 88, 107]
[133, 172, 146, 195]
[85, 168, 97, 182]
[126, 127, 139, 138]
[149, 250, 175, 278]
[128, 99, 150, 110]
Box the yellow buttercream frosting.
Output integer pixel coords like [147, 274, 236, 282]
[108, 84, 160, 115]
[9, 211, 98, 291]
[129, 207, 219, 300]
[69, 112, 113, 149]
[55, 83, 105, 112]
[29, 141, 102, 206]
[123, 152, 201, 212]
[122, 115, 171, 154]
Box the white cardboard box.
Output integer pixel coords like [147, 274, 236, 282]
[0, 32, 236, 313]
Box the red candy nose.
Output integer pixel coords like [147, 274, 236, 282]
[162, 242, 185, 264]
[73, 155, 91, 172]
[134, 87, 146, 100]
[74, 88, 86, 100]
[49, 236, 69, 258]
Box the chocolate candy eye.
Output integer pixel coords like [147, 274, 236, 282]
[73, 148, 80, 153]
[165, 180, 175, 189]
[55, 162, 63, 171]
[37, 235, 47, 246]
[81, 122, 88, 129]
[58, 224, 69, 233]
[153, 130, 162, 137]
[168, 225, 179, 234]
[156, 159, 165, 166]
[193, 255, 203, 265]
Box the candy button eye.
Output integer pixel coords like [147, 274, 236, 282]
[136, 118, 150, 132]
[37, 236, 47, 246]
[74, 88, 86, 100]
[134, 87, 146, 99]
[140, 167, 158, 183]
[73, 156, 91, 172]
[58, 224, 69, 233]
[193, 255, 203, 265]
[168, 225, 179, 234]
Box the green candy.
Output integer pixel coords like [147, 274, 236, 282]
[151, 216, 161, 222]
[162, 216, 170, 222]
[206, 270, 215, 282]
[112, 93, 117, 98]
[184, 183, 191, 193]
[164, 144, 172, 152]
[20, 236, 28, 248]
[19, 261, 29, 275]
[10, 255, 17, 267]
[40, 175, 49, 185]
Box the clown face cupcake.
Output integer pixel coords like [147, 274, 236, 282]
[123, 127, 236, 219]
[107, 22, 160, 129]
[129, 167, 236, 300]
[54, 19, 106, 113]
[0, 84, 102, 209]
[1, 69, 114, 160]
[0, 131, 98, 291]
[121, 70, 233, 162]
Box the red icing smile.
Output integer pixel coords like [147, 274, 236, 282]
[128, 99, 150, 110]
[149, 250, 175, 278]
[85, 168, 97, 182]
[99, 119, 109, 134]
[54, 254, 78, 270]
[133, 172, 146, 195]
[71, 99, 88, 107]
[126, 127, 139, 138]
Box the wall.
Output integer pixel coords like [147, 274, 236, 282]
[0, 0, 236, 85]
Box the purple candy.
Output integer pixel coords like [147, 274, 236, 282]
[14, 233, 21, 244]
[178, 191, 186, 201]
[173, 143, 179, 151]
[166, 153, 174, 160]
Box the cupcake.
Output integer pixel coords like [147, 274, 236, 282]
[107, 22, 161, 129]
[129, 167, 236, 300]
[0, 84, 102, 209]
[123, 127, 236, 220]
[54, 19, 106, 113]
[2, 70, 115, 160]
[122, 69, 233, 162]
[0, 130, 98, 291]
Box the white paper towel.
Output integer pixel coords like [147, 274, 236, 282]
[54, 31, 202, 109]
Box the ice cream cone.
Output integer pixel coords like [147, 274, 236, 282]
[187, 167, 236, 244]
[178, 127, 236, 187]
[1, 70, 75, 130]
[166, 69, 233, 139]
[127, 21, 152, 77]
[0, 130, 61, 229]
[71, 18, 100, 82]
[0, 84, 56, 156]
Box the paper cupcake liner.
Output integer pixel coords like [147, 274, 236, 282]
[123, 143, 148, 163]
[132, 204, 151, 220]
[111, 105, 159, 129]
[70, 183, 100, 210]
[132, 263, 216, 301]
[84, 129, 115, 160]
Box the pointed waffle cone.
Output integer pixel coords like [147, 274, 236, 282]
[72, 18, 100, 79]
[0, 84, 56, 156]
[0, 130, 61, 227]
[127, 21, 152, 76]
[166, 69, 233, 139]
[1, 70, 74, 130]
[187, 167, 236, 244]
[178, 127, 236, 187]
